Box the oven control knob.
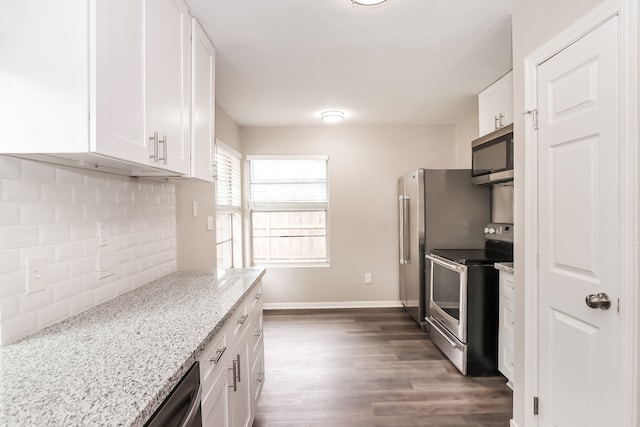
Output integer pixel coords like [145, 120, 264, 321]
[484, 227, 490, 233]
[488, 227, 496, 234]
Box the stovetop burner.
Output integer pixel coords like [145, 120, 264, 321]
[430, 223, 514, 265]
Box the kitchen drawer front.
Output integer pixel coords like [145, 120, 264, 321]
[501, 296, 515, 336]
[250, 343, 265, 406]
[500, 272, 515, 301]
[249, 282, 263, 315]
[199, 319, 232, 392]
[251, 312, 264, 357]
[499, 342, 514, 384]
[231, 301, 251, 338]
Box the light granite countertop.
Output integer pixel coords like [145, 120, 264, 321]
[0, 267, 265, 427]
[494, 262, 514, 274]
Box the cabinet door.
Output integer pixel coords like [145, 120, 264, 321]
[502, 71, 513, 127]
[230, 332, 253, 427]
[93, 0, 148, 165]
[201, 361, 231, 427]
[191, 19, 216, 181]
[145, 0, 191, 174]
[478, 82, 504, 137]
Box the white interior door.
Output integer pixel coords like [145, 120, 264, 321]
[537, 16, 620, 426]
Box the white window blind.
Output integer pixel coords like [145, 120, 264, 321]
[249, 157, 328, 206]
[216, 143, 241, 208]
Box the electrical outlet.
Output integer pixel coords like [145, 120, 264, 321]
[26, 256, 47, 294]
[97, 252, 116, 279]
[192, 201, 199, 217]
[364, 273, 372, 284]
[97, 221, 109, 246]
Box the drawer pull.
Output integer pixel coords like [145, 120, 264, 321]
[210, 346, 226, 364]
[254, 292, 262, 300]
[237, 314, 249, 325]
[255, 328, 263, 338]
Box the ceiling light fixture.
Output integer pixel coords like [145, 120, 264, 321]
[351, 0, 388, 6]
[321, 110, 345, 123]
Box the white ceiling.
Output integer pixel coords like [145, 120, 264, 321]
[187, 0, 520, 128]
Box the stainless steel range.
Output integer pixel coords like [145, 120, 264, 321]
[425, 223, 513, 376]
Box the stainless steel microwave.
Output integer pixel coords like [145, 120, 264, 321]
[471, 124, 514, 185]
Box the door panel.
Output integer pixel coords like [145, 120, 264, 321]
[537, 16, 619, 426]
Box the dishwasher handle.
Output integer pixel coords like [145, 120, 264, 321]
[179, 385, 202, 427]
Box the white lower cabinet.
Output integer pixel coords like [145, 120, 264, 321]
[498, 270, 515, 389]
[199, 282, 264, 427]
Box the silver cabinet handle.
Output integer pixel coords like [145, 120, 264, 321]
[235, 354, 241, 383]
[494, 115, 500, 130]
[254, 292, 262, 300]
[229, 358, 237, 391]
[255, 328, 263, 338]
[237, 314, 248, 325]
[585, 293, 611, 310]
[210, 346, 226, 364]
[158, 135, 167, 164]
[149, 131, 159, 162]
[499, 113, 505, 128]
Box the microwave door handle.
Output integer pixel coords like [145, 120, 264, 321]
[425, 254, 466, 274]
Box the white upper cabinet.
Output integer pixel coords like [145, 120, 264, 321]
[0, 0, 191, 176]
[478, 71, 513, 137]
[191, 18, 217, 182]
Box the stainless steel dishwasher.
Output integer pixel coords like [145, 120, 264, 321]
[145, 361, 202, 427]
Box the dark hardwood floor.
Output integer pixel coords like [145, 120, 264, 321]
[253, 308, 512, 427]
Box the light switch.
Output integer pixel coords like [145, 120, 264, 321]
[192, 201, 198, 217]
[26, 256, 47, 294]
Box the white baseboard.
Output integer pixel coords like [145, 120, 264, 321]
[263, 300, 403, 310]
[510, 419, 519, 427]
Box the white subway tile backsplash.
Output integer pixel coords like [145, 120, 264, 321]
[40, 223, 71, 244]
[20, 288, 55, 313]
[1, 225, 39, 249]
[70, 222, 96, 241]
[70, 256, 95, 278]
[42, 183, 73, 204]
[21, 203, 55, 224]
[54, 277, 83, 301]
[0, 270, 26, 298]
[0, 203, 20, 226]
[46, 262, 70, 284]
[1, 312, 38, 346]
[56, 204, 84, 223]
[0, 161, 176, 345]
[0, 250, 20, 274]
[0, 156, 22, 179]
[22, 160, 56, 183]
[68, 291, 95, 316]
[38, 300, 69, 329]
[94, 283, 115, 305]
[56, 241, 85, 262]
[2, 180, 41, 203]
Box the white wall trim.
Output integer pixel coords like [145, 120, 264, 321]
[523, 1, 637, 426]
[264, 300, 403, 310]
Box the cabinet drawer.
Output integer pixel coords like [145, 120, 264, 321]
[231, 302, 251, 338]
[250, 344, 265, 405]
[249, 282, 263, 315]
[499, 343, 515, 381]
[251, 312, 264, 357]
[501, 296, 515, 336]
[199, 321, 232, 392]
[500, 273, 515, 300]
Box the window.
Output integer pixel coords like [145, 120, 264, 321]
[248, 155, 329, 265]
[216, 141, 242, 268]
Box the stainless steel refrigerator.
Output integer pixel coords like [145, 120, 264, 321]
[398, 169, 490, 329]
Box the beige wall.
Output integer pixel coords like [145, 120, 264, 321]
[512, 0, 606, 424]
[241, 125, 457, 306]
[454, 113, 479, 168]
[176, 105, 242, 270]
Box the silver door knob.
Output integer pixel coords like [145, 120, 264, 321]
[585, 293, 611, 310]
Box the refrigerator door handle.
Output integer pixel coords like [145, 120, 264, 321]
[399, 195, 410, 263]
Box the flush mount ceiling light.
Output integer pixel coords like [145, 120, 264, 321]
[351, 0, 388, 6]
[321, 110, 345, 123]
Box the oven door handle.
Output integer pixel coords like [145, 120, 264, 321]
[425, 317, 460, 348]
[425, 254, 467, 273]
